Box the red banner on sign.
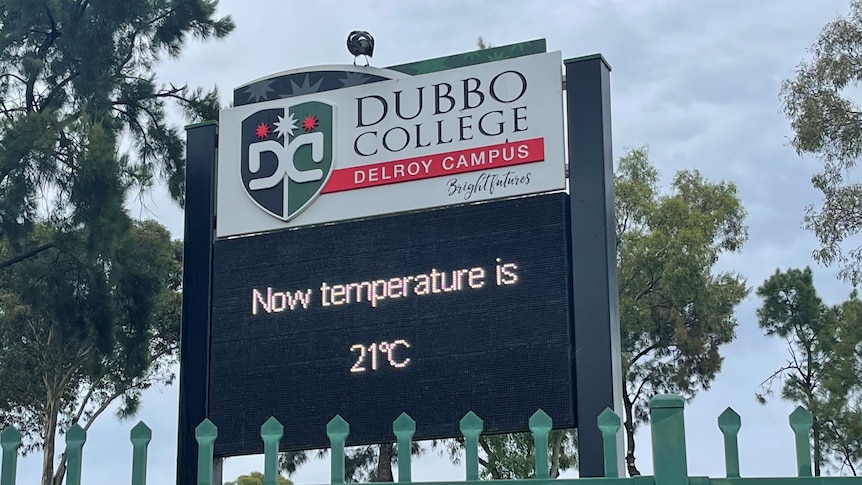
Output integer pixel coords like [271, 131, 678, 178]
[322, 138, 546, 194]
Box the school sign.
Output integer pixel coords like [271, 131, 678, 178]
[177, 39, 623, 485]
[216, 51, 565, 237]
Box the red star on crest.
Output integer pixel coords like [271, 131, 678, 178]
[302, 115, 318, 132]
[255, 123, 270, 139]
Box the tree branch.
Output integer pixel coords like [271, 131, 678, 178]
[146, 8, 176, 28]
[0, 72, 27, 84]
[25, 4, 62, 113]
[0, 243, 55, 270]
[629, 343, 660, 366]
[630, 373, 653, 406]
[633, 274, 660, 303]
[478, 439, 494, 477]
[70, 384, 96, 424]
[38, 73, 79, 113]
[53, 378, 149, 484]
[111, 106, 151, 155]
[759, 363, 793, 392]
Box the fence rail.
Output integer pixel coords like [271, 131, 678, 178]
[1, 394, 861, 485]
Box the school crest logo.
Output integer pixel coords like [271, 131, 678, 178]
[241, 101, 334, 221]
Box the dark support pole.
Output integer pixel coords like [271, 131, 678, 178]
[177, 121, 218, 485]
[565, 54, 625, 478]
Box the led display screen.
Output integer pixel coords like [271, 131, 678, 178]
[209, 192, 575, 456]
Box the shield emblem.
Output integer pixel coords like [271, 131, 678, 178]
[241, 101, 335, 221]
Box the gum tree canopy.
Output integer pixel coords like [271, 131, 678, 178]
[615, 147, 749, 476]
[0, 2, 234, 485]
[782, 0, 862, 285]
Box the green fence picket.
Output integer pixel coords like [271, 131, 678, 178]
[261, 417, 284, 485]
[529, 410, 552, 479]
[327, 415, 349, 485]
[393, 413, 416, 483]
[789, 406, 813, 477]
[597, 408, 621, 478]
[717, 407, 741, 478]
[65, 424, 87, 485]
[460, 412, 483, 481]
[130, 421, 152, 485]
[195, 419, 218, 485]
[0, 426, 22, 485]
[649, 395, 687, 485]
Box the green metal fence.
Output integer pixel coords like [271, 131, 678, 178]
[1, 394, 861, 485]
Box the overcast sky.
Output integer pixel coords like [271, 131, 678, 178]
[12, 0, 862, 483]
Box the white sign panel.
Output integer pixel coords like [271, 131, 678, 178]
[216, 51, 565, 238]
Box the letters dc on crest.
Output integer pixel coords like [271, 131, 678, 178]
[241, 101, 335, 221]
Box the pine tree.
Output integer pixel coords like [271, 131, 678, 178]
[0, 2, 234, 484]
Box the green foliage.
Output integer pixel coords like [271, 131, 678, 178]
[478, 433, 539, 480]
[225, 471, 292, 485]
[476, 36, 494, 50]
[0, 221, 182, 482]
[780, 0, 862, 285]
[346, 444, 390, 482]
[282, 431, 575, 481]
[0, 2, 233, 485]
[756, 267, 862, 476]
[435, 430, 577, 480]
[0, 0, 233, 215]
[280, 442, 424, 482]
[616, 147, 749, 475]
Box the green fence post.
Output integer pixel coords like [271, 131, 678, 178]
[649, 395, 687, 485]
[393, 413, 416, 483]
[195, 419, 218, 485]
[789, 406, 813, 477]
[529, 410, 552, 479]
[65, 424, 87, 485]
[130, 422, 152, 485]
[261, 417, 284, 485]
[597, 408, 621, 478]
[717, 408, 741, 478]
[460, 412, 483, 481]
[327, 415, 349, 485]
[0, 426, 22, 485]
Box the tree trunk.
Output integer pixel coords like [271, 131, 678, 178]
[812, 417, 821, 477]
[214, 457, 224, 485]
[623, 393, 640, 477]
[479, 437, 502, 479]
[52, 453, 66, 485]
[373, 443, 394, 482]
[549, 431, 565, 478]
[42, 396, 61, 485]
